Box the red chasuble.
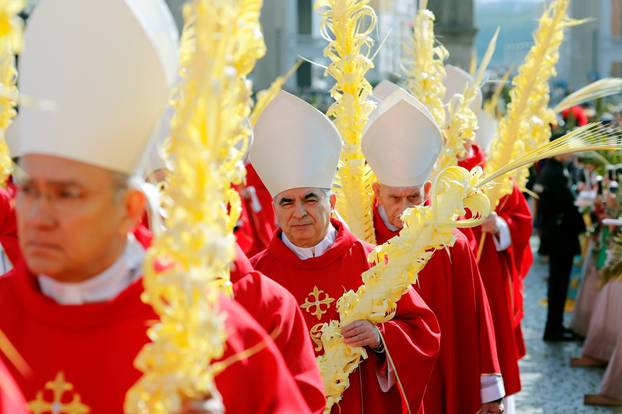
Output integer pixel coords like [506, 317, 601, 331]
[459, 146, 533, 395]
[251, 219, 440, 414]
[233, 188, 257, 255]
[231, 245, 326, 414]
[374, 204, 502, 414]
[459, 145, 533, 359]
[0, 260, 311, 414]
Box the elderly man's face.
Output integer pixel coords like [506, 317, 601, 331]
[273, 187, 335, 248]
[373, 182, 428, 230]
[15, 154, 145, 282]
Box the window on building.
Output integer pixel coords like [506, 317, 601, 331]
[612, 61, 622, 77]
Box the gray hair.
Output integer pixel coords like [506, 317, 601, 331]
[273, 187, 333, 203]
[110, 172, 145, 201]
[318, 188, 333, 199]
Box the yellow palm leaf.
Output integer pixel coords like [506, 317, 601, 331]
[125, 1, 266, 412]
[403, 0, 447, 126]
[553, 78, 622, 114]
[0, 0, 24, 184]
[432, 28, 499, 176]
[486, 0, 579, 207]
[316, 0, 378, 243]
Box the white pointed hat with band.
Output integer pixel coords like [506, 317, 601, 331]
[363, 88, 443, 187]
[369, 80, 437, 129]
[12, 0, 179, 175]
[476, 111, 498, 153]
[443, 65, 483, 113]
[250, 91, 343, 198]
[139, 106, 174, 178]
[372, 80, 401, 102]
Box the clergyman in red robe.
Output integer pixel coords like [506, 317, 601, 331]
[460, 143, 534, 411]
[362, 87, 505, 414]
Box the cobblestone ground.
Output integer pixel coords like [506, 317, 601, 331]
[515, 238, 622, 414]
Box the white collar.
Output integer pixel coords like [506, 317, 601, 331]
[378, 204, 400, 232]
[38, 235, 145, 305]
[281, 223, 337, 260]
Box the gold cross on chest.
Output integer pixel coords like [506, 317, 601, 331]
[301, 286, 335, 320]
[28, 372, 90, 414]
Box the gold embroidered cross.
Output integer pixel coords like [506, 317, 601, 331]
[301, 286, 334, 320]
[28, 371, 90, 414]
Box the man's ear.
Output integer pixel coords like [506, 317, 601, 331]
[329, 193, 337, 210]
[120, 189, 146, 234]
[423, 181, 432, 201]
[372, 182, 380, 199]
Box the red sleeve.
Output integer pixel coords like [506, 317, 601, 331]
[497, 185, 533, 280]
[233, 272, 325, 414]
[215, 298, 311, 414]
[0, 358, 27, 414]
[497, 185, 533, 327]
[458, 235, 501, 376]
[375, 288, 441, 412]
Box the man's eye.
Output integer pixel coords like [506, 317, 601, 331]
[58, 189, 83, 199]
[20, 185, 36, 196]
[305, 199, 318, 204]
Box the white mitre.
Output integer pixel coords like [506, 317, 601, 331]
[12, 0, 179, 175]
[250, 91, 343, 197]
[475, 111, 498, 153]
[363, 88, 443, 187]
[443, 65, 483, 114]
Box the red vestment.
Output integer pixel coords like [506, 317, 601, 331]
[504, 185, 534, 359]
[0, 185, 19, 267]
[235, 164, 277, 257]
[0, 259, 310, 414]
[233, 189, 256, 255]
[460, 147, 533, 395]
[459, 145, 533, 361]
[374, 204, 502, 413]
[251, 219, 440, 414]
[561, 105, 588, 127]
[231, 245, 326, 414]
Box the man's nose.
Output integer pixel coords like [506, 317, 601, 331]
[292, 201, 307, 218]
[399, 198, 412, 212]
[23, 197, 56, 228]
[406, 199, 419, 209]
